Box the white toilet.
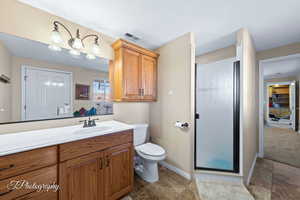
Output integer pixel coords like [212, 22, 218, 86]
[133, 124, 166, 183]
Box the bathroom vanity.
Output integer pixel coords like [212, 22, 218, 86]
[0, 121, 134, 200]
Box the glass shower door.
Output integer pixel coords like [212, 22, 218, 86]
[195, 58, 240, 172]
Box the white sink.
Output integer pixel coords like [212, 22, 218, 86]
[74, 126, 113, 135]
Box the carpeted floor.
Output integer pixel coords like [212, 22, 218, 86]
[248, 158, 300, 200]
[264, 127, 300, 167]
[128, 166, 200, 200]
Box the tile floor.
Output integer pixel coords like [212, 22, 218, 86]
[264, 127, 300, 167]
[128, 166, 200, 200]
[248, 158, 300, 200]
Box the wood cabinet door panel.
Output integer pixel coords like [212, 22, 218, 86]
[141, 55, 157, 100]
[122, 48, 141, 100]
[59, 152, 104, 200]
[104, 143, 133, 200]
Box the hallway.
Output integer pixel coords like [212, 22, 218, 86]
[249, 158, 300, 200]
[264, 127, 300, 167]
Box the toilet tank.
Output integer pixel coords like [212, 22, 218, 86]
[132, 124, 149, 146]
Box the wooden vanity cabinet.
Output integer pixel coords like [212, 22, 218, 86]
[0, 130, 134, 200]
[59, 130, 134, 200]
[110, 39, 159, 102]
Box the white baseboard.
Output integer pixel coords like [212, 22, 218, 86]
[159, 161, 191, 180]
[246, 154, 258, 186]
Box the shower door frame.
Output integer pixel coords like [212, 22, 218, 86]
[194, 61, 240, 173]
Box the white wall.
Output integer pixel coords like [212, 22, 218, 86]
[149, 33, 195, 174]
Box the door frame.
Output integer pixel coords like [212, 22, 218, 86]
[258, 53, 300, 158]
[21, 65, 73, 121]
[194, 59, 241, 173]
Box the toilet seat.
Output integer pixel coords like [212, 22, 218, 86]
[135, 143, 165, 157]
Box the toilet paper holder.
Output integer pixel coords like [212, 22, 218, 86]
[175, 121, 189, 129]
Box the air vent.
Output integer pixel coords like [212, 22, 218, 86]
[124, 33, 140, 41]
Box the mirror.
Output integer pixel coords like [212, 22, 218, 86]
[0, 32, 113, 124]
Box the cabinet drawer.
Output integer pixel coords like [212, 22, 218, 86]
[0, 165, 57, 200]
[14, 191, 57, 200]
[0, 146, 57, 180]
[59, 130, 133, 162]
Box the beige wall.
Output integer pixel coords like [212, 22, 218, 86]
[10, 56, 108, 121]
[257, 42, 300, 61]
[237, 29, 259, 184]
[196, 45, 236, 64]
[0, 0, 150, 134]
[0, 41, 12, 122]
[150, 33, 195, 174]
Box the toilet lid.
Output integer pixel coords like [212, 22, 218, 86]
[136, 143, 165, 157]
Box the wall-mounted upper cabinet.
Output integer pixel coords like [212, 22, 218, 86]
[110, 39, 159, 102]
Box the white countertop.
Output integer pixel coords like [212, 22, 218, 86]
[0, 120, 134, 156]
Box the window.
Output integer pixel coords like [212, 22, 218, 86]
[93, 80, 111, 102]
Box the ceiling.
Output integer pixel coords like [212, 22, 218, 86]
[263, 55, 300, 79]
[19, 0, 300, 55]
[0, 33, 109, 72]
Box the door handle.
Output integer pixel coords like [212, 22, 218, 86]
[100, 158, 103, 169]
[141, 88, 144, 96]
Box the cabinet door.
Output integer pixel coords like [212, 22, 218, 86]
[59, 152, 104, 200]
[122, 48, 141, 100]
[141, 54, 157, 100]
[104, 143, 133, 200]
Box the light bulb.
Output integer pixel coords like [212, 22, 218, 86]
[86, 53, 96, 60]
[69, 49, 80, 56]
[48, 44, 61, 51]
[91, 43, 100, 55]
[72, 38, 83, 49]
[51, 30, 63, 44]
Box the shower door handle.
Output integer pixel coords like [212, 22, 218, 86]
[195, 113, 200, 119]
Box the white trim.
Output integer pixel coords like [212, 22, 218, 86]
[258, 61, 264, 158]
[237, 43, 244, 176]
[159, 161, 191, 180]
[21, 66, 26, 121]
[246, 154, 257, 186]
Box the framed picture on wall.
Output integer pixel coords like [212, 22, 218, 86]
[75, 84, 90, 100]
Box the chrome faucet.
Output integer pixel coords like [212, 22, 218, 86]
[80, 117, 99, 128]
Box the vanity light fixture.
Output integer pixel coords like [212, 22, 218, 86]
[49, 21, 100, 59]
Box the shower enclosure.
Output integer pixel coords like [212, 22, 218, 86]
[195, 58, 240, 172]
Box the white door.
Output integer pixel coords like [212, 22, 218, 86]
[195, 58, 240, 172]
[23, 66, 72, 121]
[290, 81, 297, 130]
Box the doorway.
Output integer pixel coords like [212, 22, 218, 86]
[259, 54, 300, 168]
[195, 58, 240, 173]
[21, 66, 72, 121]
